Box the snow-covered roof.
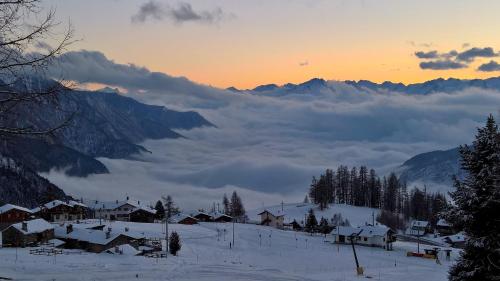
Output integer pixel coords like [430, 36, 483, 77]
[130, 206, 156, 215]
[54, 224, 145, 245]
[171, 213, 198, 223]
[194, 211, 211, 217]
[331, 225, 391, 238]
[0, 203, 32, 214]
[211, 212, 232, 219]
[410, 220, 430, 228]
[258, 209, 285, 217]
[443, 232, 466, 243]
[32, 200, 87, 213]
[48, 239, 66, 247]
[9, 219, 54, 234]
[87, 199, 155, 214]
[437, 219, 450, 227]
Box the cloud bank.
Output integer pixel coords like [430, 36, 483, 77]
[44, 50, 500, 210]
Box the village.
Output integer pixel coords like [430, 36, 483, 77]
[0, 197, 465, 280]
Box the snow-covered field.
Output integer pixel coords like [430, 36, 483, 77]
[0, 220, 458, 281]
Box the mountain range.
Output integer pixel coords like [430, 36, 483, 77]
[397, 146, 465, 190]
[0, 80, 214, 207]
[230, 76, 500, 95]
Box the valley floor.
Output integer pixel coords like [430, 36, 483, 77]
[0, 221, 457, 281]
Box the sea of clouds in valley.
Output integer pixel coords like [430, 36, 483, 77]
[43, 50, 500, 210]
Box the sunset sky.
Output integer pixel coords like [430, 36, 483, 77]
[46, 0, 500, 89]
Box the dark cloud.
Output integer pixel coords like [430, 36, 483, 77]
[48, 50, 229, 109]
[456, 47, 498, 62]
[415, 50, 439, 59]
[131, 1, 227, 25]
[415, 46, 499, 70]
[419, 60, 467, 70]
[477, 60, 500, 72]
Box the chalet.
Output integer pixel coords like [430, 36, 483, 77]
[213, 213, 233, 223]
[129, 207, 156, 223]
[436, 219, 454, 236]
[258, 210, 285, 229]
[54, 224, 146, 253]
[0, 204, 33, 230]
[32, 200, 88, 223]
[406, 220, 431, 236]
[88, 199, 156, 222]
[172, 214, 198, 225]
[194, 212, 212, 222]
[1, 219, 54, 247]
[330, 225, 396, 250]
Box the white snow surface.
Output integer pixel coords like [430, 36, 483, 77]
[0, 220, 458, 281]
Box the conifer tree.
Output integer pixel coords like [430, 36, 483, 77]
[222, 194, 230, 215]
[154, 200, 165, 219]
[305, 208, 318, 233]
[445, 115, 500, 281]
[230, 191, 245, 218]
[169, 231, 181, 256]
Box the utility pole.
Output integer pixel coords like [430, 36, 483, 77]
[165, 215, 169, 258]
[417, 227, 420, 254]
[372, 211, 374, 226]
[232, 219, 235, 248]
[281, 201, 284, 212]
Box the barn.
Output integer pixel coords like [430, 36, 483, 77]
[1, 219, 54, 247]
[54, 224, 146, 253]
[129, 208, 156, 223]
[214, 214, 233, 223]
[0, 204, 33, 230]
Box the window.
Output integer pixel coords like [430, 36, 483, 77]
[364, 237, 367, 241]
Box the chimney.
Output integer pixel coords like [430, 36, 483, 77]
[21, 222, 28, 232]
[66, 224, 73, 234]
[126, 196, 129, 201]
[137, 200, 140, 205]
[115, 200, 118, 204]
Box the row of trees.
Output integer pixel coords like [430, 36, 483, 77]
[308, 166, 448, 227]
[309, 166, 383, 210]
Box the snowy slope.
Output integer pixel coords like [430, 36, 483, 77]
[250, 203, 380, 227]
[0, 220, 457, 281]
